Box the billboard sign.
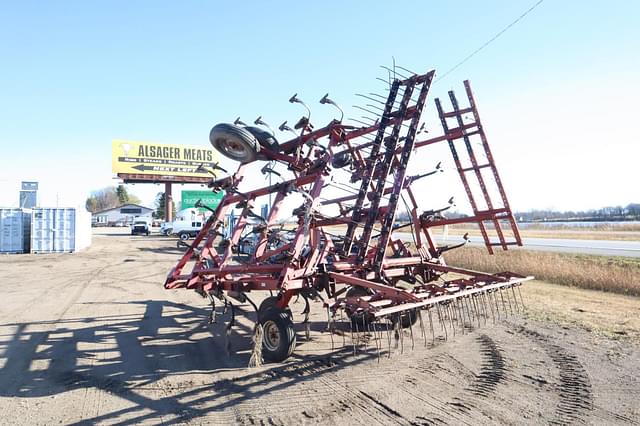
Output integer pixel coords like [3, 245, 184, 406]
[112, 140, 218, 178]
[181, 190, 224, 211]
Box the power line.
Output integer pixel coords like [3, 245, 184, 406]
[435, 0, 545, 83]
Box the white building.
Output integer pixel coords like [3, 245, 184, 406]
[92, 204, 154, 226]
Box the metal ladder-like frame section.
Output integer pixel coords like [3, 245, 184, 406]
[370, 71, 435, 274]
[434, 80, 522, 254]
[355, 77, 419, 263]
[341, 79, 401, 256]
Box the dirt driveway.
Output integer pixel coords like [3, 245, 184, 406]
[0, 229, 638, 425]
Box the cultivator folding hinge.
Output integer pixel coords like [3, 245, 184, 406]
[165, 66, 533, 363]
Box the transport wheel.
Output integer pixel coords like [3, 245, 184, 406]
[260, 308, 296, 363]
[209, 123, 260, 163]
[258, 296, 292, 322]
[243, 126, 279, 157]
[179, 232, 190, 242]
[392, 309, 419, 329]
[345, 286, 374, 327]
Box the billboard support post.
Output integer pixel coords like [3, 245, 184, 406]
[165, 183, 173, 222]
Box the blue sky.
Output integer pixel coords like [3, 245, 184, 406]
[0, 1, 638, 212]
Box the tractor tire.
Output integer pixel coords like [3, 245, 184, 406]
[209, 123, 260, 163]
[260, 308, 296, 363]
[179, 232, 190, 242]
[258, 296, 292, 322]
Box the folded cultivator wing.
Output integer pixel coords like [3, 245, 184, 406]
[165, 67, 533, 363]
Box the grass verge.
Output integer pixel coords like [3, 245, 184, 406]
[443, 247, 640, 296]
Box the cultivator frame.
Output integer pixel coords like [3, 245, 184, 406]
[165, 67, 533, 362]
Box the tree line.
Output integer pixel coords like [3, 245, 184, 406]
[514, 203, 640, 222]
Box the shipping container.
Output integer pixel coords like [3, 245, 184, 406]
[0, 208, 30, 253]
[30, 208, 92, 253]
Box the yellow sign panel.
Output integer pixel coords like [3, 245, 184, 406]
[112, 140, 218, 177]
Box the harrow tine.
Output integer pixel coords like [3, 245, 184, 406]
[340, 310, 346, 347]
[482, 293, 490, 324]
[499, 288, 509, 317]
[505, 287, 514, 315]
[455, 298, 465, 334]
[511, 285, 520, 313]
[518, 285, 526, 310]
[327, 308, 335, 352]
[418, 310, 427, 346]
[447, 303, 456, 336]
[398, 315, 404, 354]
[472, 295, 482, 328]
[427, 307, 435, 345]
[409, 312, 415, 351]
[436, 303, 448, 340]
[463, 297, 473, 329]
[483, 292, 494, 324]
[352, 315, 358, 356]
[492, 290, 502, 320]
[373, 321, 381, 362]
[386, 317, 392, 358]
[362, 314, 368, 352]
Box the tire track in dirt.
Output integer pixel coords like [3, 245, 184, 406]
[227, 356, 421, 425]
[469, 334, 506, 397]
[514, 327, 593, 425]
[400, 335, 509, 423]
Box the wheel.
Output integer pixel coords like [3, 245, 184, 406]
[260, 308, 296, 363]
[179, 232, 190, 241]
[345, 286, 374, 327]
[209, 123, 260, 163]
[243, 126, 279, 158]
[392, 309, 419, 329]
[332, 151, 352, 169]
[146, 231, 150, 236]
[258, 296, 292, 322]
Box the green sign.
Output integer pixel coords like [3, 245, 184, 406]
[181, 190, 224, 211]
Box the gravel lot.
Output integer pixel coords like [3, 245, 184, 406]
[0, 229, 638, 425]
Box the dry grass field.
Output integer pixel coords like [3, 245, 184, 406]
[444, 246, 640, 296]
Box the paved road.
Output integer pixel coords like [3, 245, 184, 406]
[396, 233, 640, 257]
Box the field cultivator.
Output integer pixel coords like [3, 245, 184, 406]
[164, 67, 533, 363]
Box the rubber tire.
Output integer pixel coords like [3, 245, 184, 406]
[179, 232, 190, 241]
[209, 123, 260, 163]
[243, 126, 280, 155]
[392, 309, 419, 329]
[258, 296, 292, 322]
[332, 151, 352, 169]
[260, 308, 296, 363]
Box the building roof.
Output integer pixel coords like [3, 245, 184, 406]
[92, 203, 154, 215]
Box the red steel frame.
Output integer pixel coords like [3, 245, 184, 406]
[164, 69, 532, 330]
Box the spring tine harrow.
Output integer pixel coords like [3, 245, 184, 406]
[163, 66, 533, 364]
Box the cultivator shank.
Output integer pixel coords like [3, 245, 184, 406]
[165, 67, 533, 363]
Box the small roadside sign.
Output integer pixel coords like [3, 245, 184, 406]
[181, 190, 224, 211]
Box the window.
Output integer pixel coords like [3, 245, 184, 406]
[120, 207, 142, 214]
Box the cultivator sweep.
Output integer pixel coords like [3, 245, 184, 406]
[165, 67, 533, 363]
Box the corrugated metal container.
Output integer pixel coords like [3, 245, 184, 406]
[30, 208, 92, 253]
[0, 208, 30, 253]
